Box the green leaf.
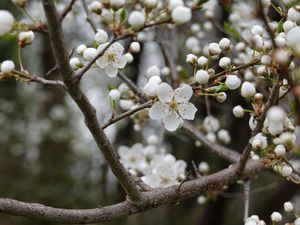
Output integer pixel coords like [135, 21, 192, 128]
[107, 84, 116, 91]
[120, 8, 127, 24]
[196, 0, 209, 5]
[276, 19, 284, 33]
[109, 96, 116, 111]
[206, 84, 228, 93]
[223, 22, 241, 42]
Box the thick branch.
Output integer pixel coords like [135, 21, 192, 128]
[0, 161, 263, 224]
[42, 0, 141, 201]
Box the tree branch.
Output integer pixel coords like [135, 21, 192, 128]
[0, 161, 263, 224]
[60, 0, 77, 22]
[42, 0, 141, 202]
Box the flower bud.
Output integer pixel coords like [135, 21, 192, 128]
[280, 165, 292, 177]
[0, 10, 14, 35]
[195, 69, 209, 84]
[216, 92, 227, 103]
[1, 60, 15, 74]
[18, 31, 34, 47]
[219, 57, 231, 69]
[109, 89, 121, 100]
[128, 11, 145, 28]
[130, 42, 141, 53]
[69, 57, 82, 70]
[219, 38, 231, 50]
[186, 54, 198, 66]
[197, 56, 207, 66]
[95, 29, 108, 44]
[283, 202, 294, 212]
[241, 81, 256, 98]
[171, 6, 192, 24]
[225, 75, 241, 90]
[274, 144, 286, 157]
[270, 212, 282, 222]
[232, 105, 244, 118]
[83, 48, 97, 61]
[208, 42, 221, 55]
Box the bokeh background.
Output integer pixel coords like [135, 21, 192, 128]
[0, 0, 299, 224]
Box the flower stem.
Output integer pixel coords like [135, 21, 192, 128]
[18, 46, 24, 72]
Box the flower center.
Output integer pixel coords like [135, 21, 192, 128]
[106, 52, 116, 61]
[168, 100, 178, 110]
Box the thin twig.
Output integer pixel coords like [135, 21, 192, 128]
[81, 0, 97, 33]
[60, 0, 77, 22]
[243, 180, 250, 223]
[102, 101, 152, 129]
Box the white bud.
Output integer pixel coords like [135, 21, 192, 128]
[283, 202, 294, 212]
[76, 44, 87, 55]
[186, 54, 198, 66]
[130, 42, 141, 53]
[89, 1, 103, 13]
[125, 53, 134, 63]
[225, 75, 241, 90]
[83, 48, 97, 61]
[18, 31, 34, 46]
[198, 162, 210, 173]
[267, 106, 285, 123]
[195, 69, 209, 84]
[251, 25, 264, 36]
[146, 66, 160, 78]
[185, 36, 199, 50]
[295, 218, 300, 225]
[148, 75, 161, 84]
[0, 10, 14, 35]
[283, 20, 295, 33]
[219, 38, 231, 50]
[143, 82, 159, 97]
[144, 0, 157, 8]
[232, 105, 244, 118]
[274, 144, 286, 157]
[171, 6, 192, 24]
[268, 121, 283, 135]
[251, 34, 263, 50]
[287, 7, 300, 22]
[110, 0, 125, 8]
[109, 89, 121, 100]
[206, 132, 216, 142]
[280, 165, 292, 177]
[128, 11, 145, 28]
[249, 116, 257, 131]
[168, 0, 183, 11]
[197, 56, 207, 66]
[1, 60, 15, 74]
[235, 42, 246, 51]
[197, 196, 206, 205]
[118, 83, 129, 93]
[261, 55, 272, 65]
[241, 81, 256, 98]
[217, 129, 231, 144]
[208, 42, 221, 55]
[69, 57, 81, 70]
[287, 26, 300, 54]
[219, 57, 231, 69]
[270, 212, 282, 222]
[161, 66, 170, 76]
[146, 134, 159, 145]
[273, 48, 290, 65]
[252, 139, 263, 150]
[119, 99, 134, 110]
[216, 92, 227, 103]
[95, 29, 108, 44]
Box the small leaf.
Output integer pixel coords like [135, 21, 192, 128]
[196, 0, 209, 5]
[120, 8, 127, 24]
[206, 84, 228, 93]
[223, 22, 241, 42]
[276, 19, 284, 33]
[109, 96, 116, 111]
[107, 84, 116, 91]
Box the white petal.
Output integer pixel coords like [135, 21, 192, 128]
[116, 55, 127, 68]
[174, 85, 193, 102]
[149, 102, 168, 120]
[105, 63, 118, 77]
[141, 174, 161, 188]
[118, 146, 130, 158]
[163, 112, 181, 131]
[178, 102, 197, 120]
[110, 42, 124, 54]
[157, 83, 174, 103]
[96, 56, 108, 68]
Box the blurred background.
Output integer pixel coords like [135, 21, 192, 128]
[0, 0, 299, 224]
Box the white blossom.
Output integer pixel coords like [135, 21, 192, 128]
[1, 60, 15, 74]
[95, 29, 108, 44]
[149, 83, 197, 131]
[208, 42, 221, 55]
[76, 44, 87, 55]
[195, 69, 209, 84]
[83, 48, 97, 61]
[219, 57, 231, 69]
[225, 75, 241, 90]
[219, 38, 231, 50]
[96, 42, 127, 77]
[128, 11, 145, 28]
[197, 56, 208, 66]
[109, 89, 121, 100]
[232, 105, 244, 118]
[18, 31, 34, 46]
[274, 144, 286, 157]
[69, 57, 81, 70]
[0, 10, 14, 35]
[270, 212, 282, 222]
[241, 81, 256, 98]
[171, 6, 192, 24]
[283, 201, 294, 212]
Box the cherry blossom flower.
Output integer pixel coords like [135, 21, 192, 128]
[149, 83, 197, 131]
[96, 42, 127, 77]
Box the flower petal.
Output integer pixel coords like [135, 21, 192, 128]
[149, 102, 168, 120]
[163, 112, 181, 131]
[110, 42, 124, 54]
[174, 85, 193, 103]
[118, 146, 130, 159]
[105, 63, 118, 77]
[96, 56, 108, 68]
[178, 102, 197, 120]
[157, 83, 174, 103]
[116, 55, 127, 69]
